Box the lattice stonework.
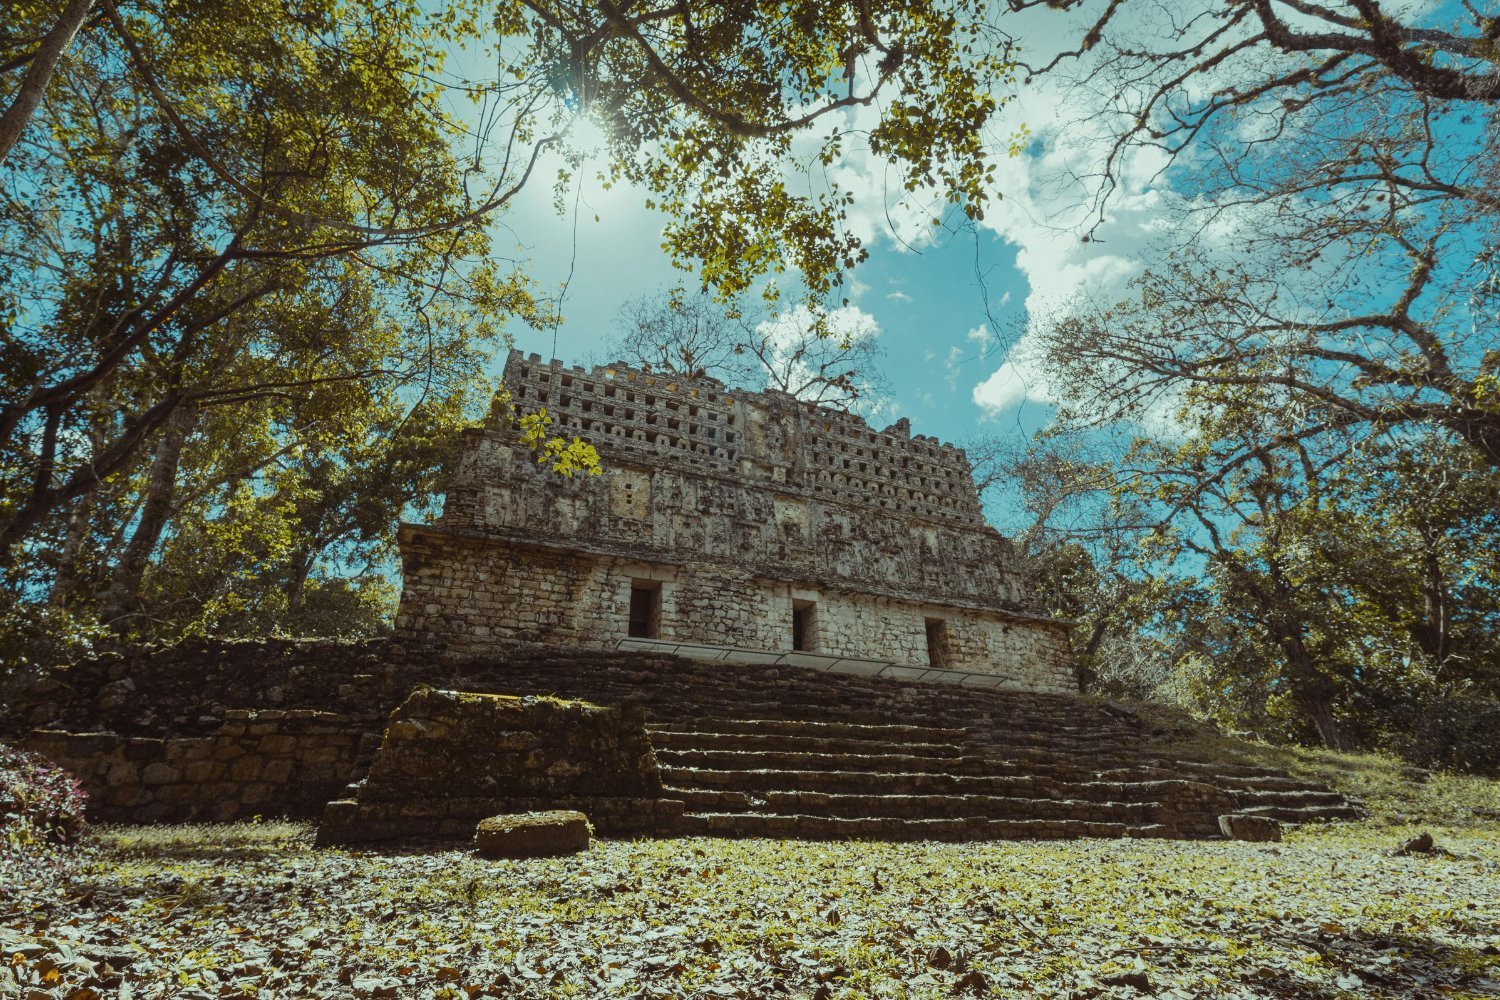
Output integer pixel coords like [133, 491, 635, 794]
[395, 351, 1075, 693]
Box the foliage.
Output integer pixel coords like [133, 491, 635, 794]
[998, 0, 1500, 760]
[993, 383, 1500, 758]
[1, 0, 1015, 657]
[602, 290, 890, 409]
[6, 808, 1499, 997]
[0, 743, 88, 853]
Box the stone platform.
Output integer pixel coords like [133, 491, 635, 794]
[7, 639, 1364, 841]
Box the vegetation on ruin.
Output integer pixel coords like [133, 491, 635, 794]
[600, 290, 892, 410]
[5, 743, 1499, 998]
[1, 0, 1495, 795]
[0, 0, 1015, 662]
[970, 0, 1500, 766]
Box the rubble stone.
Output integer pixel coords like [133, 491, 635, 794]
[1218, 814, 1283, 842]
[475, 810, 591, 859]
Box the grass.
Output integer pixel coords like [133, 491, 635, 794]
[5, 743, 1499, 998]
[1123, 698, 1500, 828]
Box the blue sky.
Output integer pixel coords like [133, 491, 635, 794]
[432, 0, 1247, 535]
[495, 168, 1044, 449]
[467, 0, 1484, 535]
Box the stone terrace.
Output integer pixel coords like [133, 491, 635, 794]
[452, 648, 1363, 840]
[4, 639, 1363, 840]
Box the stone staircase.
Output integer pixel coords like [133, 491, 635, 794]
[645, 717, 1358, 841]
[421, 648, 1364, 841]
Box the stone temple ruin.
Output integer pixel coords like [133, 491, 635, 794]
[396, 350, 1074, 692]
[4, 355, 1367, 846]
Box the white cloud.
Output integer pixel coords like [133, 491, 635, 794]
[973, 361, 1041, 417]
[886, 290, 914, 303]
[960, 2, 1246, 423]
[944, 345, 966, 390]
[752, 303, 884, 409]
[755, 303, 879, 351]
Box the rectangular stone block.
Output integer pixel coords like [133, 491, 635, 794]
[261, 758, 295, 783]
[141, 762, 181, 785]
[229, 757, 264, 782]
[257, 734, 298, 755]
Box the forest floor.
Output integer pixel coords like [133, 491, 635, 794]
[3, 748, 1499, 1000]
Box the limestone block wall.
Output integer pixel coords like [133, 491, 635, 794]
[437, 437, 1029, 611]
[789, 591, 1074, 693]
[396, 529, 1075, 690]
[318, 689, 681, 843]
[489, 350, 987, 528]
[394, 351, 1078, 692]
[21, 710, 362, 824]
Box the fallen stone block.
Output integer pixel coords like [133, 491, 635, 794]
[475, 810, 591, 859]
[1218, 814, 1282, 842]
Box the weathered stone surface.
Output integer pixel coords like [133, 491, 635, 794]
[1218, 814, 1283, 842]
[19, 708, 363, 825]
[475, 810, 591, 859]
[5, 637, 1363, 842]
[394, 351, 1074, 691]
[316, 688, 672, 845]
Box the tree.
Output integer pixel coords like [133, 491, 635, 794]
[1001, 367, 1500, 754]
[0, 0, 539, 564]
[991, 1, 1500, 758]
[2, 1, 1019, 655]
[603, 291, 890, 409]
[605, 292, 763, 384]
[1012, 0, 1499, 473]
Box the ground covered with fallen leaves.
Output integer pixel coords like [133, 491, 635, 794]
[3, 817, 1498, 1000]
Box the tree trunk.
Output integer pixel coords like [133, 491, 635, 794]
[282, 545, 314, 612]
[49, 487, 95, 607]
[1280, 634, 1352, 751]
[48, 415, 108, 607]
[0, 0, 95, 168]
[1413, 529, 1451, 665]
[100, 403, 196, 628]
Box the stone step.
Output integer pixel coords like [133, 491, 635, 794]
[1169, 759, 1319, 781]
[661, 766, 1217, 806]
[664, 785, 1161, 823]
[967, 741, 1148, 762]
[756, 790, 1164, 823]
[649, 729, 968, 759]
[665, 765, 1044, 797]
[1234, 803, 1366, 824]
[654, 743, 1170, 784]
[655, 747, 997, 775]
[1172, 772, 1319, 792]
[1233, 788, 1356, 810]
[673, 811, 1151, 842]
[648, 717, 970, 743]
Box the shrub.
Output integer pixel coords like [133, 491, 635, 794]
[0, 743, 88, 853]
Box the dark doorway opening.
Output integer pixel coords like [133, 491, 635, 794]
[629, 582, 661, 638]
[792, 600, 816, 652]
[925, 618, 950, 669]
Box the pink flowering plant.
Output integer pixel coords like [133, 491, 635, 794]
[0, 743, 88, 854]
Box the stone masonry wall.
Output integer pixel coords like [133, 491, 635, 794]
[432, 436, 1028, 611]
[396, 529, 1075, 691]
[22, 710, 362, 824]
[318, 689, 681, 844]
[478, 351, 987, 529]
[395, 351, 1076, 689]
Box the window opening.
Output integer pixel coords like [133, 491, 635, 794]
[629, 582, 661, 639]
[925, 618, 950, 670]
[792, 600, 816, 652]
